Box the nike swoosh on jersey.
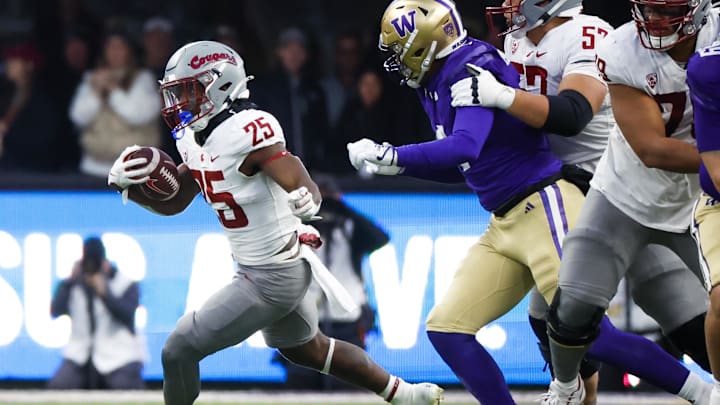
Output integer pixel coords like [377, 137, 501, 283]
[536, 51, 548, 57]
[210, 155, 220, 162]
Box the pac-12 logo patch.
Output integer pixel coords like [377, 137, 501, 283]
[646, 73, 658, 90]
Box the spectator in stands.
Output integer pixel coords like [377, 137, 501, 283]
[69, 30, 161, 178]
[141, 16, 180, 163]
[278, 175, 388, 390]
[142, 16, 175, 81]
[53, 29, 95, 171]
[330, 68, 390, 174]
[48, 236, 145, 390]
[32, 0, 104, 172]
[321, 31, 363, 130]
[0, 42, 67, 172]
[251, 27, 329, 172]
[213, 24, 245, 59]
[331, 67, 433, 174]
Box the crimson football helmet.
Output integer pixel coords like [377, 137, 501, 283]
[486, 0, 583, 38]
[159, 41, 253, 133]
[631, 0, 712, 50]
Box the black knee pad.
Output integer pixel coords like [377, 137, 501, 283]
[529, 315, 601, 379]
[667, 313, 711, 372]
[547, 288, 605, 347]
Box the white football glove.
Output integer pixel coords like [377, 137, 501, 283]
[450, 63, 516, 110]
[288, 186, 322, 221]
[346, 138, 404, 175]
[362, 162, 405, 176]
[347, 138, 376, 170]
[108, 145, 152, 204]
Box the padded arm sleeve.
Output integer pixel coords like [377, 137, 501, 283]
[543, 89, 594, 137]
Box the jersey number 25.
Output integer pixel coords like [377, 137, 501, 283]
[191, 169, 249, 228]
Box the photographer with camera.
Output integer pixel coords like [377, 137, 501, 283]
[48, 236, 145, 389]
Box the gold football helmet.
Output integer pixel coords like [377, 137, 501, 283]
[379, 0, 467, 88]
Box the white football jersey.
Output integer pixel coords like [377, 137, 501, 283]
[176, 108, 301, 265]
[591, 8, 720, 232]
[504, 14, 615, 171]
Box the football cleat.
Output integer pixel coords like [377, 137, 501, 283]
[393, 382, 444, 405]
[540, 376, 585, 405]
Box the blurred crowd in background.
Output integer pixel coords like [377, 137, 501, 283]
[0, 0, 633, 184]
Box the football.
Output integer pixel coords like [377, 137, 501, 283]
[124, 147, 180, 201]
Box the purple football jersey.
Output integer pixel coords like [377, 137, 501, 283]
[395, 37, 562, 211]
[688, 46, 720, 200]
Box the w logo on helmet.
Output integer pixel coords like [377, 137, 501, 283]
[391, 10, 417, 37]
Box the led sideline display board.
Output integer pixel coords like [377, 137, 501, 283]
[0, 191, 548, 384]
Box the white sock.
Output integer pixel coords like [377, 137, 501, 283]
[555, 376, 580, 391]
[678, 372, 708, 402]
[380, 375, 410, 403]
[711, 378, 720, 405]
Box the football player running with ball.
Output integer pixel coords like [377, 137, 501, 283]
[688, 39, 720, 405]
[348, 1, 709, 404]
[107, 41, 443, 405]
[450, 0, 712, 403]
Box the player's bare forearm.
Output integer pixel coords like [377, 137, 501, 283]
[637, 138, 701, 172]
[250, 143, 321, 205]
[128, 164, 200, 215]
[507, 90, 549, 128]
[610, 84, 700, 173]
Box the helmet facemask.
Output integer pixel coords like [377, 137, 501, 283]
[380, 31, 439, 89]
[160, 70, 216, 134]
[486, 2, 525, 38]
[631, 0, 710, 50]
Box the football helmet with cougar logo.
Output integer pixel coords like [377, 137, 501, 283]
[486, 0, 584, 38]
[378, 0, 467, 88]
[630, 0, 712, 50]
[159, 40, 253, 133]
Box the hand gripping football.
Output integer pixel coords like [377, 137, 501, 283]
[124, 147, 180, 201]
